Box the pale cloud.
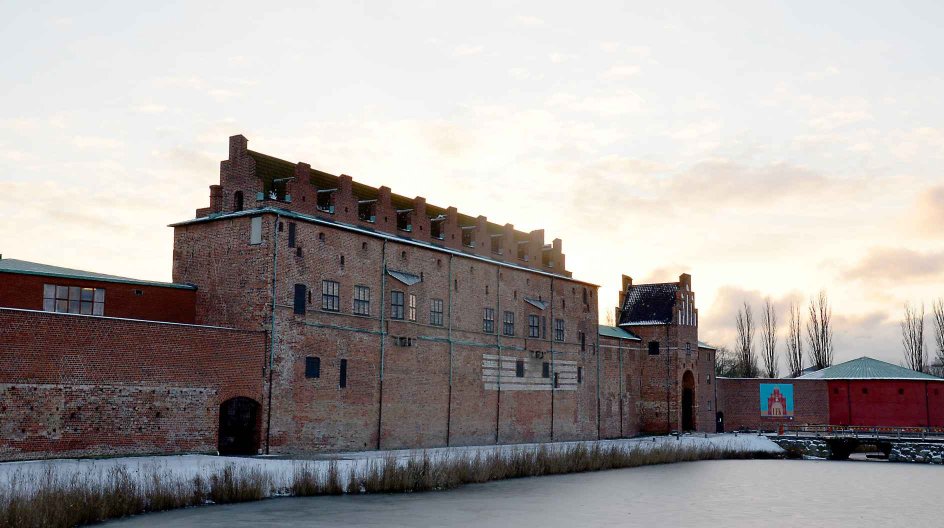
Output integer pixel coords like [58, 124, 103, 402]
[804, 66, 840, 81]
[515, 15, 546, 27]
[845, 247, 944, 283]
[72, 136, 124, 149]
[509, 67, 543, 81]
[453, 44, 485, 57]
[133, 104, 167, 114]
[602, 65, 640, 79]
[206, 88, 240, 101]
[547, 90, 645, 117]
[548, 52, 577, 64]
[911, 185, 944, 236]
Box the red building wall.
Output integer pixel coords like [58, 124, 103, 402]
[828, 380, 944, 428]
[0, 272, 196, 324]
[0, 308, 265, 461]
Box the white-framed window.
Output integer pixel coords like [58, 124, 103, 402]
[408, 293, 417, 322]
[43, 284, 104, 315]
[353, 285, 370, 316]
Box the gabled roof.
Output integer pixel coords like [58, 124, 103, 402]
[598, 325, 641, 341]
[797, 356, 944, 381]
[0, 259, 195, 290]
[618, 283, 678, 326]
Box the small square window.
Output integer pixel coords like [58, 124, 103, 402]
[648, 341, 660, 355]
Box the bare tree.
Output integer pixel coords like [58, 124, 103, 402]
[761, 298, 778, 378]
[714, 345, 740, 377]
[735, 302, 758, 378]
[933, 298, 944, 373]
[901, 302, 927, 373]
[806, 290, 833, 370]
[786, 301, 804, 378]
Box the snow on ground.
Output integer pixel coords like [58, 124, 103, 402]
[0, 433, 781, 492]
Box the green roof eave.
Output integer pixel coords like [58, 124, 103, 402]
[598, 324, 641, 341]
[0, 264, 196, 290]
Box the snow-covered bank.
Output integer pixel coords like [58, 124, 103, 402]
[0, 434, 780, 491]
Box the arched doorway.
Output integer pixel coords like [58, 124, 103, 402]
[218, 396, 260, 455]
[681, 371, 695, 431]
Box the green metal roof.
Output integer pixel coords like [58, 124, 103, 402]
[797, 356, 944, 381]
[0, 259, 196, 290]
[598, 325, 641, 341]
[697, 341, 717, 351]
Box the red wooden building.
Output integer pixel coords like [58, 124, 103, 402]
[798, 357, 944, 428]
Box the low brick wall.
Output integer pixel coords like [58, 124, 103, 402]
[717, 378, 829, 432]
[0, 308, 265, 461]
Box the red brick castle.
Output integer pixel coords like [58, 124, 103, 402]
[0, 135, 717, 460]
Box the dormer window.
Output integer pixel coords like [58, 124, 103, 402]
[491, 234, 504, 255]
[430, 216, 445, 240]
[358, 200, 376, 223]
[461, 226, 475, 247]
[317, 189, 336, 214]
[396, 210, 413, 232]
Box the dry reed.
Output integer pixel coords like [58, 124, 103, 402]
[0, 441, 778, 528]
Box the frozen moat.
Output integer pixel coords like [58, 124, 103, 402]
[104, 458, 940, 527]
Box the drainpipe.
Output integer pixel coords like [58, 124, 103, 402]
[265, 212, 281, 455]
[618, 338, 624, 437]
[596, 314, 601, 440]
[376, 239, 387, 450]
[550, 277, 555, 441]
[495, 267, 501, 444]
[446, 254, 454, 446]
[665, 323, 671, 433]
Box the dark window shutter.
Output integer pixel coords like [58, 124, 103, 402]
[294, 284, 306, 314]
[305, 357, 320, 378]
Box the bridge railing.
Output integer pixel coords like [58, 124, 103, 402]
[780, 424, 944, 439]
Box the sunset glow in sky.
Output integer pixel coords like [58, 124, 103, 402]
[2, 1, 943, 369]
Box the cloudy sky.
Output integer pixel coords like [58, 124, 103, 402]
[2, 1, 943, 369]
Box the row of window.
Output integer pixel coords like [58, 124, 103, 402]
[304, 356, 347, 388]
[294, 281, 575, 342]
[304, 356, 583, 388]
[42, 284, 105, 316]
[512, 359, 583, 385]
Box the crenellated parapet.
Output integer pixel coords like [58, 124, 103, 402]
[199, 134, 570, 276]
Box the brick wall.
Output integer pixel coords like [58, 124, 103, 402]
[716, 378, 829, 431]
[0, 272, 196, 324]
[173, 208, 602, 454]
[0, 308, 265, 460]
